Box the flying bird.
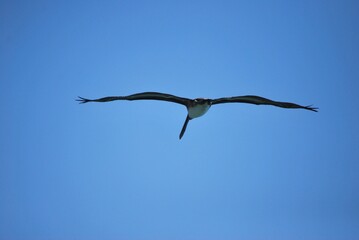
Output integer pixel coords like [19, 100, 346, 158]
[77, 92, 318, 139]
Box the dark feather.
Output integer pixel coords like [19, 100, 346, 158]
[76, 92, 190, 106]
[211, 95, 318, 112]
[179, 115, 190, 139]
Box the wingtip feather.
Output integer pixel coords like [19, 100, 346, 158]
[305, 105, 319, 112]
[76, 96, 90, 104]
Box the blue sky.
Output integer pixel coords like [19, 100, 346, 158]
[1, 0, 358, 239]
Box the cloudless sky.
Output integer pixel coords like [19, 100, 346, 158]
[1, 0, 359, 239]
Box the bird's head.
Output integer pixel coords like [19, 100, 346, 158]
[194, 98, 211, 105]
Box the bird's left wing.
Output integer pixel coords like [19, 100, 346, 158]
[211, 95, 318, 112]
[77, 92, 190, 106]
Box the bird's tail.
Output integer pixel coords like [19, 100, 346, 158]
[179, 115, 190, 139]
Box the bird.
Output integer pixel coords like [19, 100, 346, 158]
[76, 92, 318, 139]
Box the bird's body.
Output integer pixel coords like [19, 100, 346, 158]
[77, 92, 317, 139]
[187, 99, 211, 119]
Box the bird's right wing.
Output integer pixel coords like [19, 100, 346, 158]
[211, 95, 318, 112]
[76, 92, 191, 106]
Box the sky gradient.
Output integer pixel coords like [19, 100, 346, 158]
[1, 0, 359, 239]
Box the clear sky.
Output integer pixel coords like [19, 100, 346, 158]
[1, 0, 359, 239]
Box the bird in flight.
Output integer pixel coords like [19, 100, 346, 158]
[77, 92, 318, 139]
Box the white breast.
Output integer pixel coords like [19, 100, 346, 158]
[188, 104, 211, 119]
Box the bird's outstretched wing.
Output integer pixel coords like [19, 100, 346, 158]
[211, 95, 318, 112]
[76, 92, 191, 106]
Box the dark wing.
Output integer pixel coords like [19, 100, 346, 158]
[76, 92, 191, 106]
[211, 95, 318, 112]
